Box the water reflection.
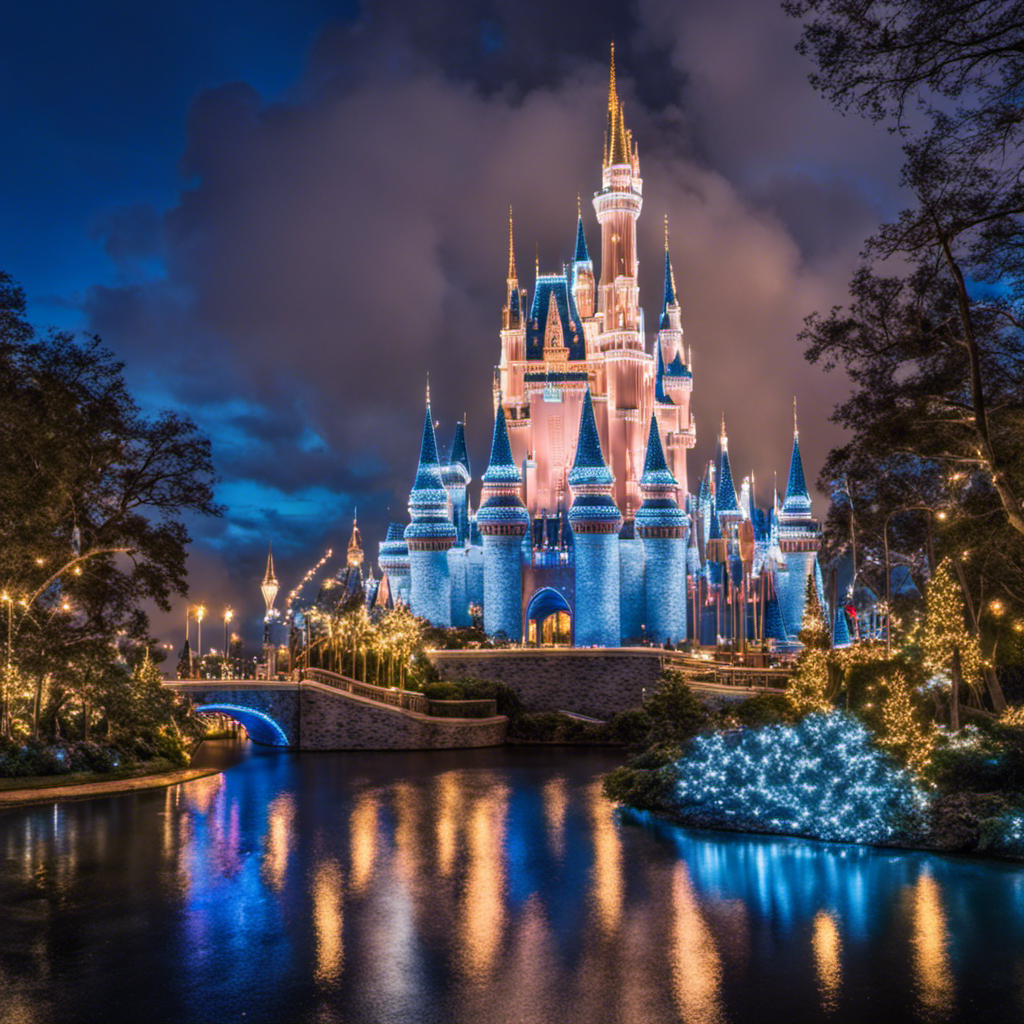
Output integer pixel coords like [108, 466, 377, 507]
[909, 869, 954, 1019]
[812, 909, 842, 1012]
[1, 747, 1023, 1024]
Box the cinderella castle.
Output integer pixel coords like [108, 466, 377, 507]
[373, 50, 830, 651]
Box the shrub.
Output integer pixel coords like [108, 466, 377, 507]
[668, 711, 930, 844]
[641, 670, 709, 746]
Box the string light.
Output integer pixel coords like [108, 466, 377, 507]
[670, 712, 929, 844]
[284, 548, 333, 616]
[922, 558, 983, 698]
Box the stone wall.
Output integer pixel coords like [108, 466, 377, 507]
[298, 682, 507, 750]
[430, 649, 669, 719]
[169, 680, 506, 750]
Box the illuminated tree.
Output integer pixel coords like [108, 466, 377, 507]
[872, 669, 937, 775]
[922, 558, 983, 729]
[787, 576, 835, 714]
[671, 711, 928, 844]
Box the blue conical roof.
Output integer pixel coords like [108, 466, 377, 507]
[654, 339, 673, 405]
[833, 604, 852, 647]
[716, 426, 740, 514]
[640, 415, 677, 488]
[482, 405, 521, 485]
[660, 247, 677, 329]
[412, 405, 444, 495]
[449, 421, 470, 475]
[568, 389, 613, 486]
[574, 215, 590, 263]
[764, 591, 788, 641]
[783, 432, 812, 515]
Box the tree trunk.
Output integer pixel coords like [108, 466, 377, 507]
[83, 700, 90, 742]
[951, 644, 963, 731]
[951, 556, 1006, 711]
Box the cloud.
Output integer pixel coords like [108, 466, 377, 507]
[76, 1, 905, 647]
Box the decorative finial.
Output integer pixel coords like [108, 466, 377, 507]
[720, 412, 727, 441]
[664, 213, 669, 251]
[535, 242, 539, 275]
[793, 395, 799, 437]
[577, 193, 581, 218]
[508, 206, 516, 280]
[609, 41, 617, 106]
[688, 343, 693, 367]
[426, 373, 431, 406]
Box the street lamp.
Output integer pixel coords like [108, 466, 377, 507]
[196, 604, 206, 668]
[884, 505, 943, 658]
[223, 608, 233, 675]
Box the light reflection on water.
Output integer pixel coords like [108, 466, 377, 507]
[0, 744, 1023, 1023]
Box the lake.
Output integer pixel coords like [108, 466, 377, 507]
[1, 741, 1023, 1023]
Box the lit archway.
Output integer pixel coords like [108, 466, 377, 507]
[195, 703, 290, 747]
[526, 588, 572, 646]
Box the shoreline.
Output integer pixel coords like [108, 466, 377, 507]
[619, 805, 1024, 864]
[0, 765, 224, 810]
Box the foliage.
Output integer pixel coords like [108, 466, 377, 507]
[640, 669, 709, 746]
[870, 669, 938, 775]
[787, 577, 841, 713]
[713, 692, 799, 730]
[670, 711, 930, 844]
[922, 558, 984, 698]
[603, 745, 678, 811]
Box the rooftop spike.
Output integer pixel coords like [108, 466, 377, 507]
[481, 404, 521, 485]
[574, 211, 590, 264]
[425, 373, 431, 407]
[571, 389, 609, 474]
[507, 206, 517, 281]
[262, 543, 278, 587]
[449, 421, 470, 475]
[716, 415, 741, 514]
[640, 414, 677, 486]
[793, 395, 799, 437]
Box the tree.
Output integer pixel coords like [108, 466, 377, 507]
[788, 575, 836, 713]
[0, 270, 221, 737]
[787, 0, 1024, 678]
[922, 558, 984, 728]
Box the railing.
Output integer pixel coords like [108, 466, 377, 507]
[661, 653, 791, 690]
[300, 667, 430, 714]
[427, 698, 499, 719]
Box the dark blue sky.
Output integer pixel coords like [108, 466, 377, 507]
[1, 0, 907, 650]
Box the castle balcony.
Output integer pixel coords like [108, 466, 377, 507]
[598, 168, 643, 198]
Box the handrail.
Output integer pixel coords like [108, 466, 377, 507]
[300, 667, 430, 713]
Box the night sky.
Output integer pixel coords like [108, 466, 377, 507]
[2, 0, 909, 651]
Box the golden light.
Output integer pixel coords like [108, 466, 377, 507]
[990, 600, 1004, 617]
[196, 604, 206, 622]
[61, 602, 70, 611]
[224, 608, 234, 623]
[73, 566, 82, 575]
[936, 511, 947, 521]
[35, 558, 44, 566]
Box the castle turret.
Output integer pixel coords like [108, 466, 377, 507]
[476, 404, 530, 641]
[568, 389, 622, 646]
[635, 414, 689, 644]
[378, 524, 411, 605]
[775, 399, 822, 643]
[571, 203, 595, 320]
[715, 415, 742, 532]
[404, 388, 457, 626]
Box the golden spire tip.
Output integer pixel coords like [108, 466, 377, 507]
[426, 373, 431, 406]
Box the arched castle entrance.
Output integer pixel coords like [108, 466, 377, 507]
[526, 588, 572, 646]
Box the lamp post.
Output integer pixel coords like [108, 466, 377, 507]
[196, 604, 206, 673]
[223, 608, 233, 675]
[883, 505, 945, 658]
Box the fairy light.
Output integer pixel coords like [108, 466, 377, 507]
[284, 548, 334, 616]
[922, 558, 983, 698]
[872, 669, 937, 774]
[669, 712, 929, 844]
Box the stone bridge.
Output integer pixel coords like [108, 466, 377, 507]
[165, 674, 507, 750]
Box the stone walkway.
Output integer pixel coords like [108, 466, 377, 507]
[0, 767, 223, 809]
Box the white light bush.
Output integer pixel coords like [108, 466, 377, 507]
[671, 711, 929, 845]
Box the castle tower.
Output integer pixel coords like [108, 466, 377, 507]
[776, 399, 822, 641]
[571, 202, 595, 321]
[568, 389, 622, 646]
[440, 420, 473, 626]
[715, 415, 743, 534]
[635, 414, 690, 644]
[404, 389, 457, 626]
[476, 404, 530, 641]
[346, 514, 364, 568]
[378, 524, 411, 605]
[653, 223, 695, 496]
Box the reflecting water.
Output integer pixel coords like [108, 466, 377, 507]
[2, 742, 1024, 1023]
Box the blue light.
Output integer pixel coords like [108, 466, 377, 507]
[196, 704, 289, 746]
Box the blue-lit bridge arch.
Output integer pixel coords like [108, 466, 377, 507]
[194, 704, 290, 747]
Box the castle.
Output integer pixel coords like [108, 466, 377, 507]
[377, 50, 826, 650]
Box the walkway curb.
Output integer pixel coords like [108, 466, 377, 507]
[0, 767, 224, 810]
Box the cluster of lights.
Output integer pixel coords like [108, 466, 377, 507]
[285, 548, 333, 616]
[922, 558, 983, 696]
[870, 669, 937, 775]
[671, 711, 929, 844]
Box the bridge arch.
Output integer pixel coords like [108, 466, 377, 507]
[195, 703, 290, 747]
[526, 587, 572, 646]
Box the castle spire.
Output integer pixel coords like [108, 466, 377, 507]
[782, 404, 812, 516]
[347, 513, 364, 568]
[507, 206, 517, 282]
[261, 543, 279, 617]
[640, 414, 677, 487]
[716, 414, 741, 514]
[481, 404, 521, 485]
[605, 42, 631, 166]
[574, 210, 590, 264]
[569, 389, 613, 482]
